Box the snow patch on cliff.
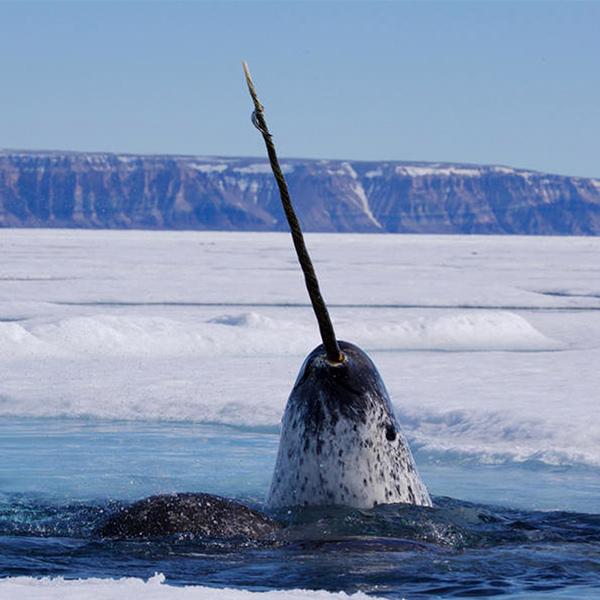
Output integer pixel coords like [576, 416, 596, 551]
[234, 163, 294, 175]
[344, 165, 382, 229]
[397, 165, 484, 178]
[188, 163, 229, 174]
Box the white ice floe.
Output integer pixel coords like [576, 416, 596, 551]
[0, 230, 598, 467]
[0, 574, 383, 600]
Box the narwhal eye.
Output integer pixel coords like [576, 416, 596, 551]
[385, 424, 397, 442]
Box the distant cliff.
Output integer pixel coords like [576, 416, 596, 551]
[1, 151, 599, 234]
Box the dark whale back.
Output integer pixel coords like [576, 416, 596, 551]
[97, 493, 281, 539]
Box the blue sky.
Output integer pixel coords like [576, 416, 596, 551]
[0, 1, 598, 178]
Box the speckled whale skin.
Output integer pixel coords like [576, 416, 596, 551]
[266, 341, 432, 509]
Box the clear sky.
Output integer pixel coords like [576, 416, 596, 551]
[0, 1, 598, 178]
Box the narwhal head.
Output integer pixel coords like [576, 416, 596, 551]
[266, 341, 431, 509]
[243, 61, 431, 510]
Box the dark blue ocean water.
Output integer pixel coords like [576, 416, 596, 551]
[1, 418, 599, 599]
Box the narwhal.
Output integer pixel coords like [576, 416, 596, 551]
[243, 62, 430, 511]
[97, 63, 430, 539]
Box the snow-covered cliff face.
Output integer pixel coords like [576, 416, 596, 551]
[1, 151, 599, 234]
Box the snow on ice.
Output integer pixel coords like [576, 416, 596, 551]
[0, 230, 599, 466]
